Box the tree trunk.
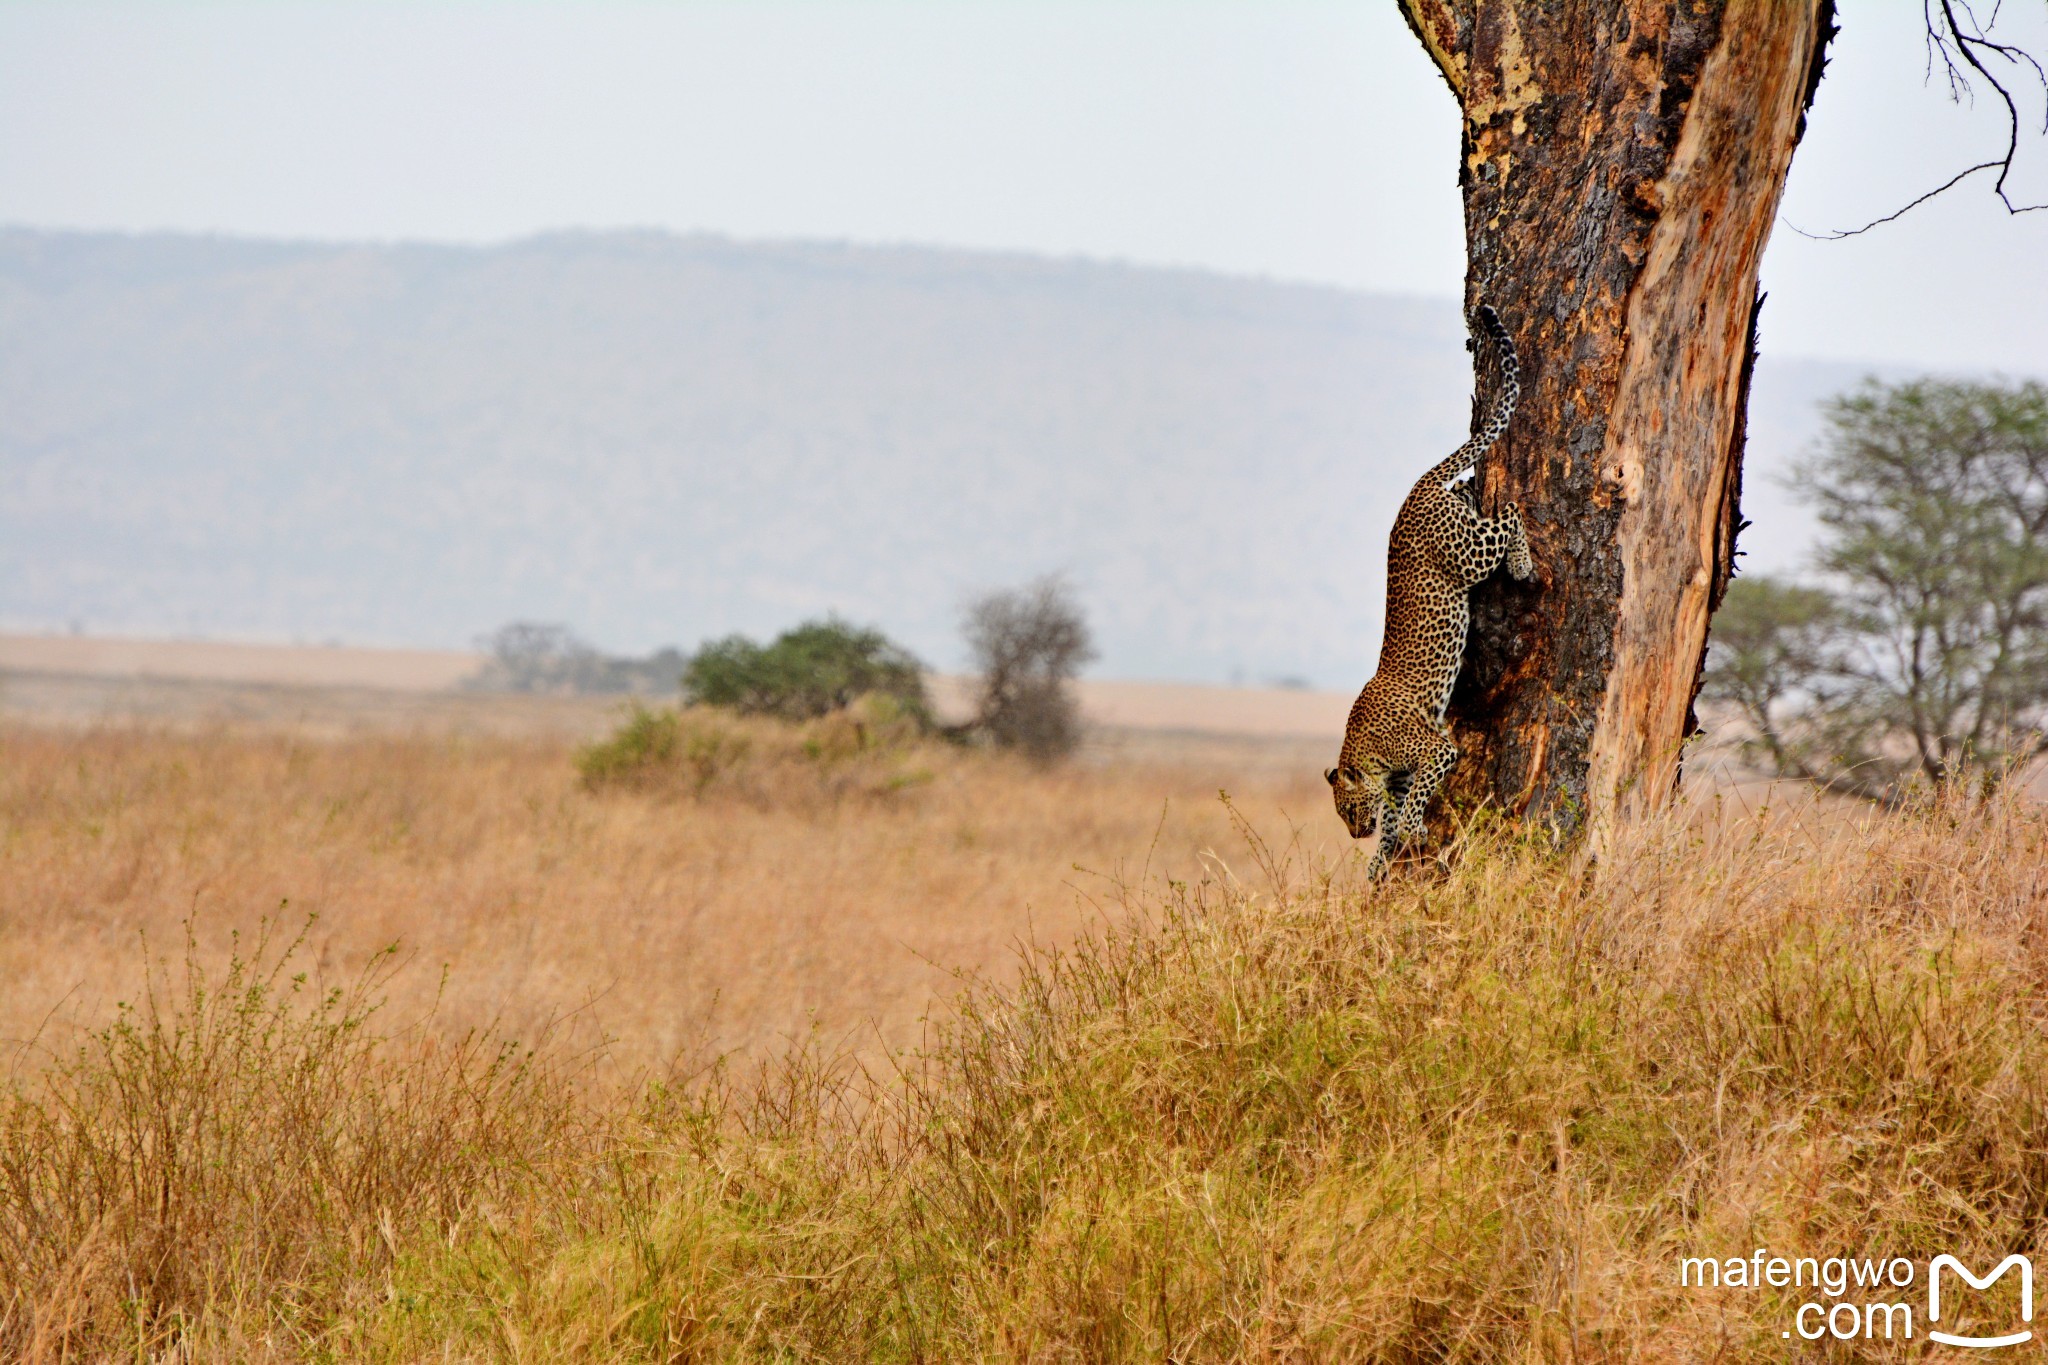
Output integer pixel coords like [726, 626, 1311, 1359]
[1396, 0, 1836, 849]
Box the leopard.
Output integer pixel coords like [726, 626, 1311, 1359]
[1327, 304, 1532, 879]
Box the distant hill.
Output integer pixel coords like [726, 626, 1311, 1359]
[0, 227, 1883, 685]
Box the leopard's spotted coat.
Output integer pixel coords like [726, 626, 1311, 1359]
[1327, 305, 1531, 878]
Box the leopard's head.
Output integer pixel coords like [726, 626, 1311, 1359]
[1324, 761, 1390, 841]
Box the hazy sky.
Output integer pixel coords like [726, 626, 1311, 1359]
[2, 2, 2044, 374]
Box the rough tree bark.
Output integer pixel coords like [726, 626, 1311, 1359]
[1397, 0, 1836, 849]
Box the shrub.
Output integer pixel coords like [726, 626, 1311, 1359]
[682, 618, 931, 724]
[470, 621, 609, 694]
[576, 702, 680, 786]
[575, 704, 753, 792]
[470, 622, 688, 696]
[963, 576, 1096, 760]
[575, 696, 932, 802]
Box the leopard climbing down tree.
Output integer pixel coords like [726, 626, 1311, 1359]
[1327, 305, 1531, 879]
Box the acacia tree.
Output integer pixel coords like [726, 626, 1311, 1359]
[1397, 2, 2045, 850]
[1704, 379, 2048, 800]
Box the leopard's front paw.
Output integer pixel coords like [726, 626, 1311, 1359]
[1363, 846, 1391, 882]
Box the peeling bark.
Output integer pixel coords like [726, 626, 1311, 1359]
[1397, 0, 1836, 850]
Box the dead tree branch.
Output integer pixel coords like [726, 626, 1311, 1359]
[1791, 0, 2046, 237]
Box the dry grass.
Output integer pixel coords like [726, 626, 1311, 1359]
[5, 712, 2048, 1360]
[0, 923, 587, 1358]
[0, 714, 1328, 1075]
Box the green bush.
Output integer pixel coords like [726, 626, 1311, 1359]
[682, 618, 931, 724]
[575, 705, 752, 792]
[575, 697, 933, 800]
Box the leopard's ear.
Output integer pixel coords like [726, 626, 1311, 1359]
[1342, 765, 1363, 783]
[1323, 767, 1339, 786]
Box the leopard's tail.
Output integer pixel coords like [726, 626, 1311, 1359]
[1422, 304, 1520, 488]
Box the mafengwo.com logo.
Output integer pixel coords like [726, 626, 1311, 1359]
[1679, 1249, 2033, 1347]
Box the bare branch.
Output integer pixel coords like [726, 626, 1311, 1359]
[1791, 0, 2047, 236]
[1784, 160, 2008, 239]
[1934, 0, 2048, 208]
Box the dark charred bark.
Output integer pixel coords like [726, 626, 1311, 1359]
[1396, 0, 1836, 847]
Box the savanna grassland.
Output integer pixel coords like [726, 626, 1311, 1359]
[0, 710, 1328, 1075]
[5, 703, 2048, 1361]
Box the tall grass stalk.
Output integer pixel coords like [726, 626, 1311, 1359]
[1, 918, 583, 1357]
